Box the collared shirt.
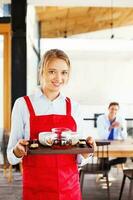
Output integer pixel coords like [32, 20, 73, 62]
[7, 87, 86, 165]
[97, 114, 127, 140]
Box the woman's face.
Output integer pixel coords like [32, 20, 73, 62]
[42, 58, 70, 93]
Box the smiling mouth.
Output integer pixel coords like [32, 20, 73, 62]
[52, 82, 62, 87]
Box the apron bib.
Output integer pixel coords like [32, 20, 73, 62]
[22, 96, 82, 200]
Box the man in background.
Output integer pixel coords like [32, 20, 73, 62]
[97, 102, 127, 169]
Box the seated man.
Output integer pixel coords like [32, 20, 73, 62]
[97, 102, 127, 170]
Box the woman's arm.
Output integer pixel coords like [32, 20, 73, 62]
[7, 98, 29, 165]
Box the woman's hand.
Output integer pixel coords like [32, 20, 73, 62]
[13, 139, 29, 158]
[86, 136, 96, 150]
[81, 136, 96, 159]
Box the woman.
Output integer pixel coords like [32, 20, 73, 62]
[7, 49, 94, 200]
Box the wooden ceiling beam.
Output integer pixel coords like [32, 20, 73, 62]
[40, 10, 132, 33]
[41, 16, 133, 38]
[36, 6, 68, 21]
[36, 7, 133, 21]
[35, 6, 133, 38]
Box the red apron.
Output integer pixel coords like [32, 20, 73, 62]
[22, 96, 82, 200]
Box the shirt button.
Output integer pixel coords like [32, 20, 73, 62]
[50, 102, 53, 106]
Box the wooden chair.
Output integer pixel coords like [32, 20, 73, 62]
[119, 169, 133, 200]
[1, 131, 23, 182]
[80, 141, 111, 200]
[1, 131, 10, 178]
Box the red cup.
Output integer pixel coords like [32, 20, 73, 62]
[51, 127, 70, 137]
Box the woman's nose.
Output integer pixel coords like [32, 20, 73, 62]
[55, 73, 62, 81]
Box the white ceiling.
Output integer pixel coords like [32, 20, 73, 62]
[28, 0, 133, 7]
[1, 0, 133, 7]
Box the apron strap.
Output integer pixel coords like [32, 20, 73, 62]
[66, 97, 71, 116]
[23, 96, 36, 116]
[23, 96, 71, 116]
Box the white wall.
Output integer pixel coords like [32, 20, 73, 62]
[70, 25, 133, 40]
[40, 38, 133, 138]
[41, 39, 133, 112]
[27, 5, 39, 95]
[63, 50, 133, 106]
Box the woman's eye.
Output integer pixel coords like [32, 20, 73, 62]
[62, 71, 68, 75]
[48, 70, 55, 74]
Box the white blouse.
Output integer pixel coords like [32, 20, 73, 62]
[7, 87, 87, 165]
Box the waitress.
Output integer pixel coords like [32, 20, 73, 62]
[7, 49, 94, 200]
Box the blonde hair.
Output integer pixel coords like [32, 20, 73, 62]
[39, 49, 71, 85]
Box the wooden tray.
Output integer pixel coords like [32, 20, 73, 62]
[28, 144, 94, 155]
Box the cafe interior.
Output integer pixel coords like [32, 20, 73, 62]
[0, 0, 133, 200]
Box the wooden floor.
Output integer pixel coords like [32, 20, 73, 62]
[82, 170, 129, 200]
[0, 160, 132, 200]
[0, 169, 22, 200]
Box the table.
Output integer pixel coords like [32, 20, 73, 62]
[95, 138, 133, 158]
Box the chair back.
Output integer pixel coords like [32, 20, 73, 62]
[80, 140, 111, 200]
[1, 130, 10, 165]
[123, 169, 133, 179]
[80, 140, 110, 173]
[95, 141, 110, 170]
[119, 168, 133, 200]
